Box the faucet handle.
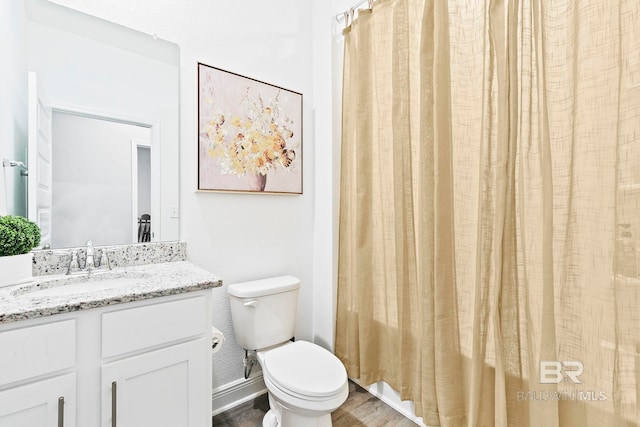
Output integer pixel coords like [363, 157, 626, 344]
[66, 250, 80, 275]
[99, 249, 112, 271]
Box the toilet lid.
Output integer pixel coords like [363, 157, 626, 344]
[262, 341, 347, 398]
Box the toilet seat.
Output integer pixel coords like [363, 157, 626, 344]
[259, 341, 348, 401]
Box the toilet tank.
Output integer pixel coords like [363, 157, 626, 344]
[227, 276, 300, 350]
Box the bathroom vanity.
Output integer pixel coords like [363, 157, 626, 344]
[0, 246, 221, 427]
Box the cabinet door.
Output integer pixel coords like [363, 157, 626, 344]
[102, 338, 209, 427]
[0, 373, 76, 427]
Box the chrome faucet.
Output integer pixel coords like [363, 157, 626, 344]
[65, 240, 111, 275]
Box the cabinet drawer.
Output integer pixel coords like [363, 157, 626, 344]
[0, 320, 76, 387]
[102, 296, 207, 358]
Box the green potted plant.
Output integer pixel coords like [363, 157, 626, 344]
[0, 215, 41, 288]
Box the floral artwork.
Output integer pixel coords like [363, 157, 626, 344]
[197, 63, 303, 194]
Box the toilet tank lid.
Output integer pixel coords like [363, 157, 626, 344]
[227, 275, 300, 298]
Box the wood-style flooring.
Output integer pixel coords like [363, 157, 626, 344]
[212, 380, 419, 427]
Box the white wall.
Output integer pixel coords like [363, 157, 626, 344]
[0, 0, 29, 217]
[310, 0, 354, 355]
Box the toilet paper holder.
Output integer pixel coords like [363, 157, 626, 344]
[211, 327, 225, 354]
[212, 336, 221, 350]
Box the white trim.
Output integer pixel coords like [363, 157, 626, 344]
[131, 141, 139, 243]
[211, 373, 267, 417]
[148, 122, 161, 242]
[0, 165, 6, 216]
[131, 139, 151, 243]
[210, 373, 430, 426]
[27, 72, 38, 223]
[49, 101, 157, 129]
[352, 379, 429, 427]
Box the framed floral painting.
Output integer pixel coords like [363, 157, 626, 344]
[197, 63, 303, 194]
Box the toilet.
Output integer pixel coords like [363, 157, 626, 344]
[227, 276, 348, 427]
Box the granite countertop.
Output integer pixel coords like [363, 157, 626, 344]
[0, 261, 222, 324]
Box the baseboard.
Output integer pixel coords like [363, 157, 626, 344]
[352, 378, 428, 427]
[211, 373, 268, 416]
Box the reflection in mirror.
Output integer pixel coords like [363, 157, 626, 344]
[52, 112, 152, 248]
[0, 0, 180, 248]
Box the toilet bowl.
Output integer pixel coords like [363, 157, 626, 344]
[227, 276, 349, 427]
[258, 341, 348, 427]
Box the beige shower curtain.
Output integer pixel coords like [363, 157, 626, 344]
[336, 0, 640, 426]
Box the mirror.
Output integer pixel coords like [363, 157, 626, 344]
[0, 0, 179, 248]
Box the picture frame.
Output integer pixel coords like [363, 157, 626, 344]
[197, 63, 303, 194]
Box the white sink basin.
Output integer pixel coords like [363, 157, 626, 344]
[30, 277, 136, 297]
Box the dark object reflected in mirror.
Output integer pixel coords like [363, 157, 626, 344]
[138, 214, 151, 243]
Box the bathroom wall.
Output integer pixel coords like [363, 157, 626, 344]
[310, 0, 349, 353]
[0, 0, 29, 217]
[47, 0, 318, 398]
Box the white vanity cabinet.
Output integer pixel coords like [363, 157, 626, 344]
[0, 290, 213, 427]
[100, 295, 211, 427]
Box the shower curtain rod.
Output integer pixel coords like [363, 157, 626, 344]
[335, 0, 371, 23]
